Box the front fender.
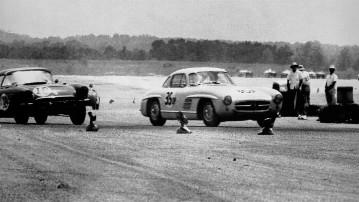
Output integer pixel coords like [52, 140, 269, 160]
[9, 88, 34, 104]
[186, 94, 218, 100]
[70, 84, 89, 99]
[142, 94, 161, 100]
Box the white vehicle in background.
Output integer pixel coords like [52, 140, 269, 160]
[140, 67, 283, 127]
[264, 69, 277, 78]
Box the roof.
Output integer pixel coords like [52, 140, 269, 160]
[170, 67, 227, 75]
[0, 67, 51, 76]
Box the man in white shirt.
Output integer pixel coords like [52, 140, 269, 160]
[287, 62, 303, 116]
[298, 65, 310, 120]
[325, 65, 338, 104]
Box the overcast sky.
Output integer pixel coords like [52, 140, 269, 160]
[0, 0, 358, 46]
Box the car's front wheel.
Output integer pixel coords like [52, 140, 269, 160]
[149, 100, 166, 126]
[70, 104, 86, 125]
[202, 101, 220, 127]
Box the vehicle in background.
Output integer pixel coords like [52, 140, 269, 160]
[238, 70, 253, 78]
[264, 69, 277, 78]
[315, 71, 326, 79]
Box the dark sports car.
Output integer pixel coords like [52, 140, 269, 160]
[0, 67, 92, 125]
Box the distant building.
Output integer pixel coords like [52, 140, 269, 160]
[316, 71, 325, 79]
[264, 69, 277, 78]
[281, 70, 291, 78]
[238, 70, 253, 78]
[308, 70, 317, 79]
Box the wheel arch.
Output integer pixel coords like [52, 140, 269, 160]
[146, 97, 160, 117]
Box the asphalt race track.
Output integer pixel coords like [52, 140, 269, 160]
[0, 76, 359, 201]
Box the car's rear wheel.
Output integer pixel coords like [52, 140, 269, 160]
[202, 101, 220, 127]
[34, 113, 48, 125]
[14, 106, 29, 124]
[149, 100, 166, 126]
[70, 104, 86, 125]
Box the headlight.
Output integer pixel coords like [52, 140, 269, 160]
[273, 94, 283, 104]
[33, 86, 51, 96]
[223, 95, 232, 105]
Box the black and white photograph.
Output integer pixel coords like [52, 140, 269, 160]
[0, 0, 359, 201]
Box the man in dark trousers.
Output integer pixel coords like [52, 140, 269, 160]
[325, 65, 338, 104]
[297, 65, 310, 120]
[287, 62, 303, 117]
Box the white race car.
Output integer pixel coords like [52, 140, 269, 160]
[140, 67, 282, 127]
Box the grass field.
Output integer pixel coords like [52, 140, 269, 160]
[1, 59, 358, 79]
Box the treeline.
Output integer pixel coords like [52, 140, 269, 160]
[150, 39, 359, 71]
[1, 29, 359, 71]
[150, 39, 293, 64]
[0, 30, 157, 52]
[0, 40, 150, 60]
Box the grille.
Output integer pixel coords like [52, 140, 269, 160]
[35, 96, 77, 104]
[235, 100, 270, 111]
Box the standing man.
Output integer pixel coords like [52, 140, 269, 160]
[298, 65, 310, 120]
[287, 62, 303, 117]
[325, 65, 338, 104]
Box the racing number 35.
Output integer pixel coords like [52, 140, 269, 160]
[165, 92, 176, 105]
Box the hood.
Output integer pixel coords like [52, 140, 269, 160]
[201, 85, 274, 101]
[21, 83, 76, 97]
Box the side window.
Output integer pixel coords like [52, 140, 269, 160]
[0, 76, 4, 87]
[2, 76, 11, 87]
[189, 73, 199, 86]
[170, 74, 187, 88]
[162, 76, 171, 88]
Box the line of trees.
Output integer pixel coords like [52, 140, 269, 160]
[150, 39, 293, 64]
[150, 39, 359, 71]
[0, 40, 149, 60]
[1, 35, 359, 71]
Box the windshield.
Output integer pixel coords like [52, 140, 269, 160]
[2, 70, 53, 86]
[189, 71, 235, 85]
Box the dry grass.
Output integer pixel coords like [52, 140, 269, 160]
[3, 58, 357, 79]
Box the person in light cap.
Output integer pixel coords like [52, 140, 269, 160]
[287, 62, 303, 116]
[325, 65, 338, 104]
[297, 65, 310, 120]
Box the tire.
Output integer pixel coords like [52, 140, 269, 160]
[14, 106, 29, 124]
[202, 101, 220, 127]
[34, 113, 48, 125]
[70, 104, 86, 125]
[149, 100, 166, 126]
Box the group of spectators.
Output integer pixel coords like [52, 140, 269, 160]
[287, 62, 338, 120]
